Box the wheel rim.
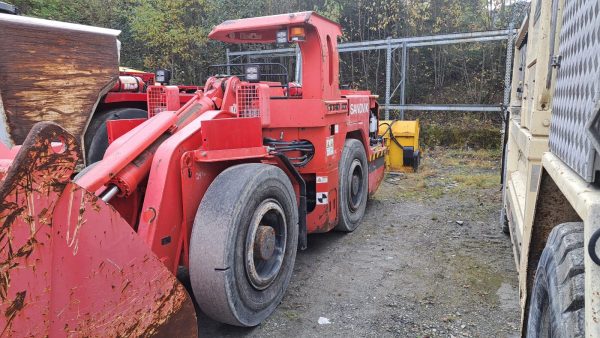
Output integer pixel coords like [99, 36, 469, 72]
[347, 159, 365, 212]
[245, 199, 287, 290]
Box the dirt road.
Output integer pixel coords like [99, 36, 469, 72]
[197, 149, 520, 337]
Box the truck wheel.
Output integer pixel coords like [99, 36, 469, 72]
[335, 138, 368, 232]
[189, 163, 298, 327]
[527, 222, 585, 337]
[85, 108, 147, 164]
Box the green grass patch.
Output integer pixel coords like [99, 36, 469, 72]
[449, 173, 499, 189]
[376, 148, 501, 201]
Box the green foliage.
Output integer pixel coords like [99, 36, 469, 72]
[11, 0, 122, 26]
[10, 0, 528, 106]
[126, 0, 210, 83]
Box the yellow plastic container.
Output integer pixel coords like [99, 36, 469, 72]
[378, 120, 421, 172]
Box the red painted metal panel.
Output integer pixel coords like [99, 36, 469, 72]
[368, 157, 385, 196]
[137, 110, 231, 272]
[50, 184, 196, 337]
[201, 117, 262, 151]
[268, 99, 329, 127]
[194, 147, 268, 162]
[103, 91, 147, 104]
[106, 118, 147, 144]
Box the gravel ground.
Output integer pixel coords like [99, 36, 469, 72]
[196, 149, 520, 337]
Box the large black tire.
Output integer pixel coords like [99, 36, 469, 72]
[85, 108, 147, 164]
[335, 138, 368, 232]
[189, 164, 298, 327]
[527, 222, 585, 337]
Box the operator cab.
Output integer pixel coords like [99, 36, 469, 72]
[208, 11, 343, 101]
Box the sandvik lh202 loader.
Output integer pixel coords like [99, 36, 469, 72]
[0, 11, 386, 336]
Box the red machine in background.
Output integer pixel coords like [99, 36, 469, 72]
[86, 68, 202, 163]
[0, 11, 386, 336]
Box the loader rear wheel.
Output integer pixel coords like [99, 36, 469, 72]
[190, 163, 298, 327]
[527, 222, 585, 337]
[335, 138, 368, 232]
[85, 108, 147, 164]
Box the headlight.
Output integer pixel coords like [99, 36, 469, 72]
[245, 65, 260, 82]
[276, 29, 288, 44]
[155, 69, 171, 84]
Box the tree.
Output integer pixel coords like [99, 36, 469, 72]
[9, 0, 528, 103]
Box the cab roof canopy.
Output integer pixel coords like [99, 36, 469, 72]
[208, 11, 341, 44]
[209, 11, 344, 100]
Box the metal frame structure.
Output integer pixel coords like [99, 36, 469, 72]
[227, 28, 517, 119]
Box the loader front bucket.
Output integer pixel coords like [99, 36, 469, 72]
[0, 122, 197, 337]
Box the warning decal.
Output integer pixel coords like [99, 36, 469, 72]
[326, 136, 334, 156]
[316, 192, 329, 205]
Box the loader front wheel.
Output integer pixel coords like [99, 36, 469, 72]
[190, 163, 298, 327]
[526, 222, 585, 337]
[335, 138, 368, 232]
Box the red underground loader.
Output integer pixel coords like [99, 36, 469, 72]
[0, 11, 386, 335]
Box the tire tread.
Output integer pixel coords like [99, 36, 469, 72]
[335, 138, 368, 232]
[189, 163, 298, 327]
[527, 222, 584, 338]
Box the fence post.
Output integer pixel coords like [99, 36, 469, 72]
[226, 48, 231, 75]
[400, 41, 408, 120]
[385, 37, 392, 120]
[503, 22, 515, 110]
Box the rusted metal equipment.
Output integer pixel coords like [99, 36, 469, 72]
[0, 13, 201, 165]
[0, 122, 197, 336]
[0, 11, 385, 334]
[0, 13, 120, 149]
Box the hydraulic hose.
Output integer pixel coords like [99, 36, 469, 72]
[379, 120, 404, 150]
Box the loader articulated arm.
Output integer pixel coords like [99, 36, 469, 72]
[70, 74, 256, 273]
[75, 76, 235, 200]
